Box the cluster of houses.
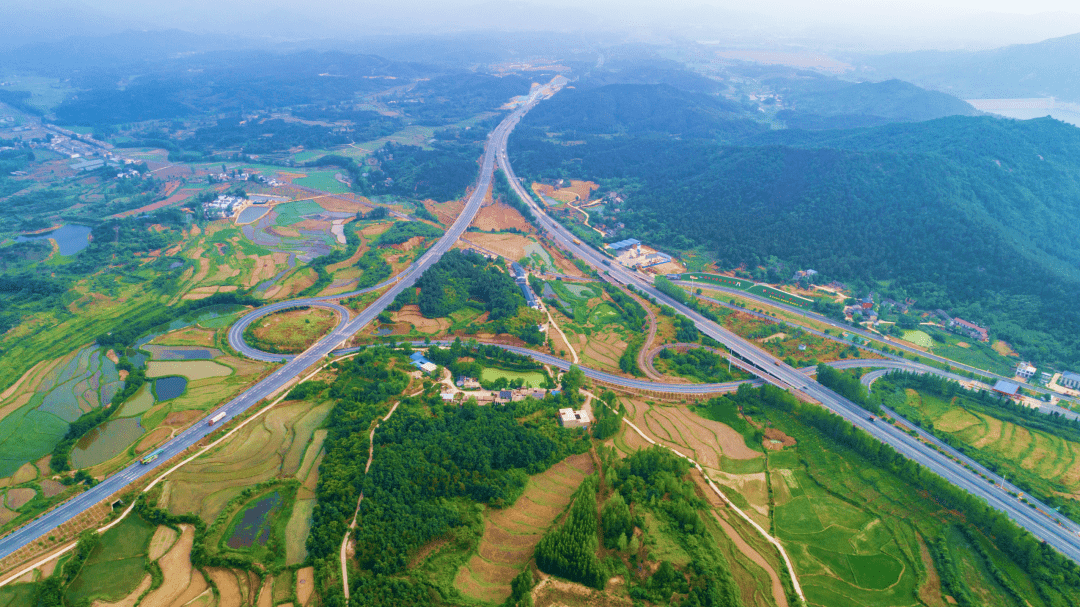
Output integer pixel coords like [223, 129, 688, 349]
[202, 195, 248, 220]
[510, 262, 541, 309]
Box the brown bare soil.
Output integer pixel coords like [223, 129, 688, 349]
[459, 232, 534, 260]
[148, 525, 179, 561]
[394, 305, 450, 334]
[762, 428, 796, 451]
[257, 577, 274, 607]
[136, 428, 172, 454]
[207, 569, 244, 607]
[296, 567, 315, 606]
[533, 576, 632, 607]
[40, 479, 64, 498]
[472, 201, 534, 232]
[391, 236, 426, 252]
[992, 340, 1019, 357]
[314, 194, 370, 213]
[293, 219, 333, 231]
[5, 488, 35, 509]
[141, 525, 198, 607]
[11, 464, 37, 485]
[455, 453, 595, 603]
[431, 198, 466, 225]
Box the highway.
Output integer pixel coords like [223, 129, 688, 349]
[5, 77, 1080, 569]
[681, 279, 1079, 408]
[494, 130, 1080, 561]
[0, 82, 557, 563]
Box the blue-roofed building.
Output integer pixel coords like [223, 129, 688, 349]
[510, 262, 526, 279]
[1062, 371, 1080, 390]
[410, 352, 438, 374]
[607, 238, 640, 251]
[993, 380, 1020, 398]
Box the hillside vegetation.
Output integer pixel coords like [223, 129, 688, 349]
[511, 85, 1080, 366]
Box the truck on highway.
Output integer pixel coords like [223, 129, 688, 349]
[572, 238, 581, 245]
[139, 449, 164, 465]
[208, 411, 227, 426]
[868, 415, 876, 422]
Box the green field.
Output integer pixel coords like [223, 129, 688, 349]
[293, 171, 350, 194]
[902, 330, 933, 348]
[480, 368, 546, 388]
[65, 514, 156, 604]
[273, 201, 327, 226]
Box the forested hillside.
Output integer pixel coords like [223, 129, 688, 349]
[775, 79, 978, 130]
[512, 94, 1080, 366]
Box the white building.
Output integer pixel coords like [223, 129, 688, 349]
[1016, 362, 1037, 380]
[558, 407, 591, 429]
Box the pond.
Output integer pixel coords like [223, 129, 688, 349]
[153, 376, 187, 401]
[142, 345, 222, 360]
[236, 206, 270, 224]
[71, 417, 145, 469]
[227, 492, 281, 549]
[16, 224, 92, 255]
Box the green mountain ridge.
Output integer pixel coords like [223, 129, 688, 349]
[512, 106, 1080, 366]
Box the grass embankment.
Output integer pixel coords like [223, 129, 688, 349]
[242, 307, 339, 355]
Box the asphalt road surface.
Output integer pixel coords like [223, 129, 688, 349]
[0, 85, 554, 562]
[495, 133, 1080, 562]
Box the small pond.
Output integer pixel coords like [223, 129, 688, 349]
[227, 492, 281, 549]
[154, 376, 188, 401]
[16, 225, 92, 255]
[236, 206, 271, 224]
[71, 417, 145, 469]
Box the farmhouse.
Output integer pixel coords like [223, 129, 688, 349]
[559, 407, 591, 429]
[993, 380, 1021, 399]
[606, 238, 640, 251]
[456, 376, 480, 389]
[950, 317, 989, 342]
[1062, 372, 1080, 390]
[1016, 362, 1037, 380]
[409, 352, 438, 374]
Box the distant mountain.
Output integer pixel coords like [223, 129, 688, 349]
[522, 83, 765, 140]
[776, 79, 979, 130]
[513, 96, 1080, 366]
[863, 33, 1080, 102]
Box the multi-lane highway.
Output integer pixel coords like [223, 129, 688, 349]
[494, 132, 1080, 562]
[681, 279, 1078, 408]
[5, 77, 1080, 570]
[0, 83, 557, 563]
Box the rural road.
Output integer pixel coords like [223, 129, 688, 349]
[0, 79, 562, 564]
[5, 77, 1080, 574]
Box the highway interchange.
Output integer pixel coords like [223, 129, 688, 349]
[3, 79, 1080, 569]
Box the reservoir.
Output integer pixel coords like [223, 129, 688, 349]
[16, 225, 92, 255]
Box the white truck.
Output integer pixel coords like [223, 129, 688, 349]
[208, 411, 227, 426]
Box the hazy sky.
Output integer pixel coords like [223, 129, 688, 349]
[5, 0, 1080, 52]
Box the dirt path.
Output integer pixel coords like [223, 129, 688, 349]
[598, 399, 805, 603]
[341, 400, 401, 602]
[545, 306, 578, 364]
[709, 509, 788, 607]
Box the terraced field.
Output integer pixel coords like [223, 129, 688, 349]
[904, 389, 1080, 498]
[453, 452, 595, 603]
[163, 399, 332, 522]
[0, 346, 121, 478]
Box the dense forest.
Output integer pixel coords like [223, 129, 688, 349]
[512, 89, 1080, 366]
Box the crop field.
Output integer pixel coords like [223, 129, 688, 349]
[453, 453, 595, 603]
[65, 514, 157, 604]
[163, 399, 332, 522]
[758, 406, 1042, 607]
[146, 360, 233, 380]
[902, 330, 933, 348]
[0, 346, 121, 478]
[272, 201, 327, 226]
[479, 367, 547, 387]
[246, 307, 338, 354]
[293, 171, 350, 194]
[285, 497, 316, 566]
[902, 389, 1080, 498]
